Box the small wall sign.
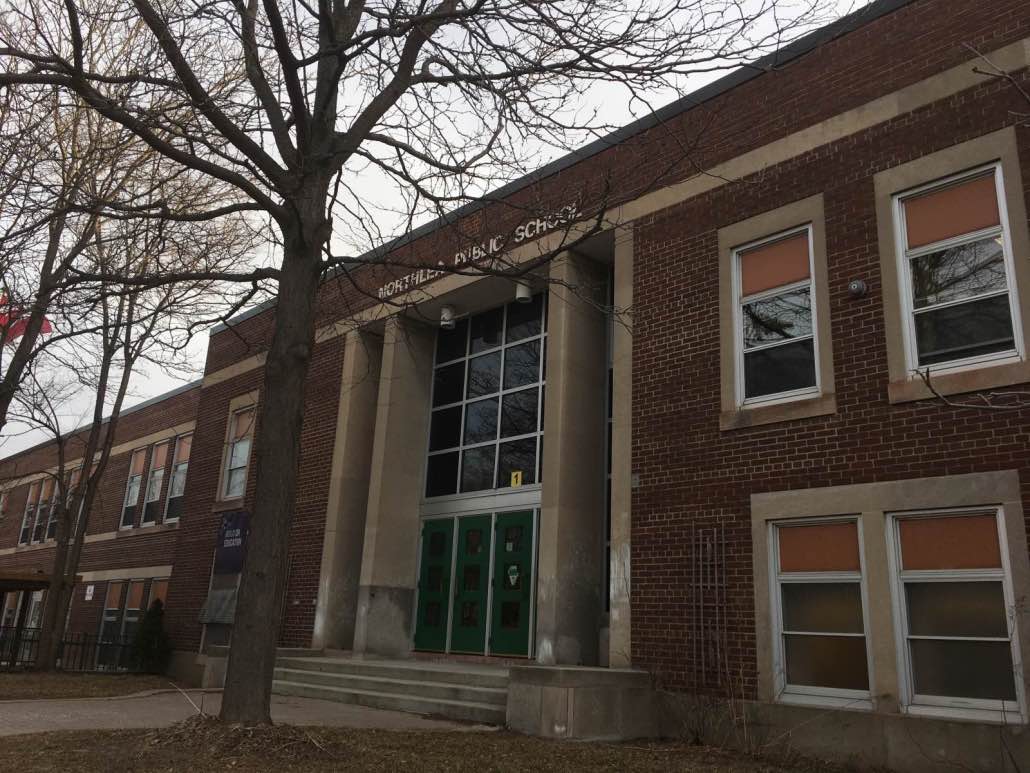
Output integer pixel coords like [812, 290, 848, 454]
[510, 470, 523, 487]
[84, 584, 94, 601]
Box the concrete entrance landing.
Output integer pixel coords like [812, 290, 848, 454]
[272, 655, 509, 725]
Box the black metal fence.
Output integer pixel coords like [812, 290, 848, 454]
[0, 625, 137, 672]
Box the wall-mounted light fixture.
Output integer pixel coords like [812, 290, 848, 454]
[847, 279, 868, 299]
[515, 280, 533, 304]
[440, 304, 457, 330]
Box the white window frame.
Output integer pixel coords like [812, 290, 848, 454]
[31, 478, 54, 544]
[893, 163, 1025, 376]
[18, 481, 39, 546]
[221, 407, 254, 500]
[121, 449, 146, 530]
[886, 506, 1026, 724]
[141, 441, 169, 526]
[164, 433, 192, 522]
[732, 224, 821, 408]
[769, 516, 873, 710]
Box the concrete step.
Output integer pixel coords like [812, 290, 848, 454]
[273, 666, 507, 706]
[273, 678, 507, 725]
[274, 657, 509, 690]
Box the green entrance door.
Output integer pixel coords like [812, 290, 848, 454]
[490, 511, 534, 656]
[414, 518, 454, 652]
[449, 515, 491, 654]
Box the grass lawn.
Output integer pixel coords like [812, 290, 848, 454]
[0, 672, 177, 701]
[0, 717, 844, 772]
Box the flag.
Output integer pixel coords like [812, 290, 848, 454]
[0, 295, 52, 345]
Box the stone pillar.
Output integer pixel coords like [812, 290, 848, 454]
[609, 227, 633, 668]
[352, 316, 435, 657]
[536, 251, 608, 666]
[312, 329, 383, 651]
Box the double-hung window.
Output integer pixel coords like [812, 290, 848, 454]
[888, 509, 1023, 720]
[165, 434, 191, 521]
[32, 478, 54, 543]
[771, 518, 871, 706]
[121, 449, 147, 529]
[141, 442, 169, 525]
[223, 407, 254, 499]
[894, 165, 1021, 370]
[19, 481, 39, 545]
[734, 226, 819, 403]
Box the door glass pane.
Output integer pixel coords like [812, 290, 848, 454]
[910, 236, 1006, 308]
[914, 294, 1014, 365]
[500, 388, 538, 438]
[781, 582, 864, 634]
[909, 639, 1016, 700]
[743, 338, 816, 398]
[503, 562, 522, 590]
[742, 287, 812, 347]
[506, 295, 543, 342]
[905, 581, 1008, 638]
[436, 318, 468, 363]
[428, 531, 446, 556]
[504, 340, 541, 389]
[466, 529, 483, 555]
[467, 352, 501, 398]
[460, 446, 495, 493]
[433, 362, 465, 406]
[427, 566, 444, 591]
[496, 438, 537, 488]
[463, 398, 498, 444]
[470, 307, 503, 353]
[783, 635, 869, 690]
[425, 602, 442, 626]
[501, 601, 520, 629]
[425, 452, 459, 498]
[463, 565, 480, 591]
[504, 526, 523, 552]
[429, 407, 462, 451]
[460, 601, 479, 627]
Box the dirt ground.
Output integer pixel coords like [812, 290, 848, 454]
[0, 716, 844, 772]
[0, 672, 176, 700]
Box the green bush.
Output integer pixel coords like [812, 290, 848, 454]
[132, 598, 172, 674]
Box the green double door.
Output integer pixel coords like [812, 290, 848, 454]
[414, 511, 534, 657]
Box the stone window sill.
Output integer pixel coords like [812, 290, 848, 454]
[720, 393, 836, 431]
[888, 359, 1030, 404]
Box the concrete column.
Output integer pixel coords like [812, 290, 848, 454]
[312, 329, 383, 651]
[609, 227, 633, 668]
[536, 251, 608, 666]
[352, 316, 435, 657]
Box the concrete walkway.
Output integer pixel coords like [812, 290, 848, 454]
[0, 689, 486, 736]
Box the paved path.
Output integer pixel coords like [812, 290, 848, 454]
[0, 690, 483, 736]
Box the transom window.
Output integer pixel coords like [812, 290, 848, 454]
[771, 518, 871, 706]
[895, 165, 1021, 369]
[425, 294, 546, 498]
[733, 226, 818, 403]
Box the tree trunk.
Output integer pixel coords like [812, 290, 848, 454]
[34, 502, 72, 670]
[220, 211, 325, 724]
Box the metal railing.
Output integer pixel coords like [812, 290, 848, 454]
[0, 625, 137, 672]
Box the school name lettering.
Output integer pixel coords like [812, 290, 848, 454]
[377, 203, 580, 299]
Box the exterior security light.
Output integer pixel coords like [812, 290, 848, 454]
[440, 304, 457, 330]
[515, 280, 533, 304]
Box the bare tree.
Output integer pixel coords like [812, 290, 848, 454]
[0, 0, 839, 722]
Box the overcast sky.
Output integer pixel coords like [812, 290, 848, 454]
[0, 0, 869, 461]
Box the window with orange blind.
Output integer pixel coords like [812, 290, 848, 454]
[32, 478, 55, 543]
[149, 579, 169, 609]
[142, 441, 170, 525]
[121, 449, 148, 528]
[165, 434, 192, 521]
[734, 227, 818, 402]
[772, 519, 870, 702]
[19, 481, 40, 545]
[223, 407, 255, 499]
[895, 166, 1019, 368]
[890, 510, 1019, 711]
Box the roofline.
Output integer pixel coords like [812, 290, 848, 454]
[212, 0, 915, 334]
[0, 378, 203, 465]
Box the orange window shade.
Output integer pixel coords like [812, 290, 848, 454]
[68, 468, 81, 488]
[233, 408, 255, 441]
[40, 478, 55, 501]
[105, 582, 123, 610]
[899, 514, 1001, 570]
[779, 521, 861, 573]
[739, 231, 810, 297]
[27, 481, 40, 507]
[130, 449, 147, 476]
[126, 581, 145, 610]
[151, 442, 169, 469]
[903, 173, 1000, 249]
[150, 579, 168, 607]
[176, 435, 192, 463]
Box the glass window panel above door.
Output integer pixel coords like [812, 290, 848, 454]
[425, 452, 459, 498]
[500, 388, 538, 438]
[505, 294, 543, 342]
[467, 352, 501, 398]
[504, 340, 541, 389]
[497, 438, 537, 488]
[464, 398, 498, 444]
[461, 446, 495, 493]
[429, 407, 462, 452]
[470, 307, 504, 353]
[433, 362, 465, 406]
[436, 318, 468, 363]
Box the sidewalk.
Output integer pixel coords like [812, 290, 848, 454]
[0, 690, 483, 736]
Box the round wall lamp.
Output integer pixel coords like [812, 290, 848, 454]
[514, 280, 533, 304]
[847, 279, 868, 299]
[440, 304, 457, 330]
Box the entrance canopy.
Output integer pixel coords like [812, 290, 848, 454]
[0, 569, 53, 593]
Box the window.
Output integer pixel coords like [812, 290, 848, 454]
[771, 519, 870, 706]
[65, 467, 82, 535]
[425, 294, 546, 498]
[894, 165, 1021, 370]
[18, 481, 39, 545]
[734, 226, 818, 403]
[121, 449, 147, 528]
[141, 441, 170, 525]
[165, 434, 191, 522]
[889, 509, 1022, 719]
[150, 578, 169, 610]
[0, 491, 7, 522]
[32, 478, 55, 543]
[223, 407, 254, 499]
